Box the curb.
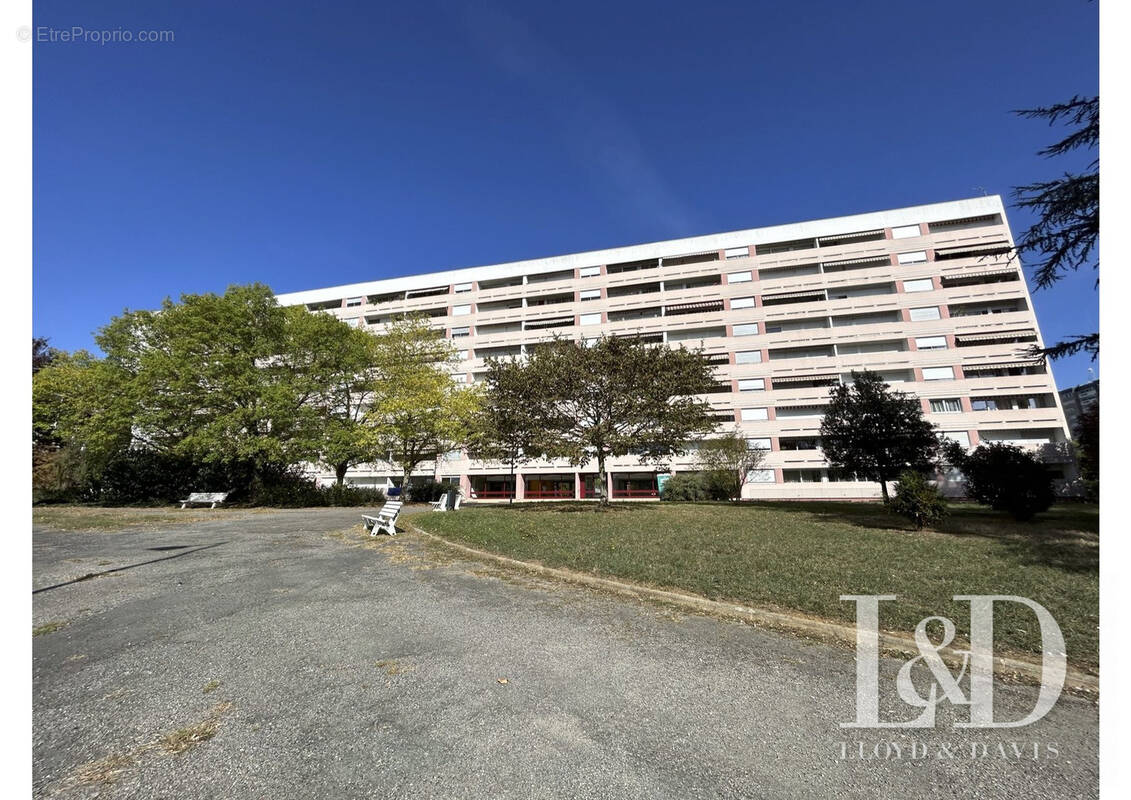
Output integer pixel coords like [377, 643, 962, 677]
[406, 522, 1099, 695]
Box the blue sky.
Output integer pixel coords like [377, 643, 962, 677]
[33, 0, 1099, 387]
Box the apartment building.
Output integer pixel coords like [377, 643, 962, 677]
[275, 195, 1074, 500]
[1059, 379, 1099, 437]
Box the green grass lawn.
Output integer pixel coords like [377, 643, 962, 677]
[414, 501, 1099, 671]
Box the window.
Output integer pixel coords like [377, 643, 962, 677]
[728, 271, 753, 283]
[915, 336, 947, 350]
[930, 398, 962, 413]
[903, 278, 934, 293]
[452, 304, 471, 316]
[580, 289, 600, 301]
[922, 366, 955, 381]
[579, 266, 601, 278]
[343, 317, 362, 328]
[450, 326, 470, 338]
[453, 282, 473, 293]
[746, 469, 775, 483]
[457, 350, 469, 360]
[741, 407, 768, 421]
[942, 431, 971, 448]
[735, 350, 763, 364]
[897, 251, 928, 265]
[346, 296, 363, 307]
[451, 373, 468, 384]
[909, 306, 941, 321]
[733, 323, 759, 337]
[725, 246, 749, 259]
[738, 378, 765, 392]
[579, 313, 602, 326]
[730, 296, 756, 309]
[891, 224, 921, 239]
[764, 324, 782, 333]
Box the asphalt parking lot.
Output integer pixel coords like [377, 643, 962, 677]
[33, 508, 1098, 799]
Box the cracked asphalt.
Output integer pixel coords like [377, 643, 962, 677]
[33, 508, 1098, 799]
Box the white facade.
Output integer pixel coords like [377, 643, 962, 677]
[276, 196, 1073, 500]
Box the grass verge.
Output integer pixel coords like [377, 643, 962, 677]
[32, 505, 263, 532]
[415, 501, 1098, 671]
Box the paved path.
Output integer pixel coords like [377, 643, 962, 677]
[33, 509, 1098, 799]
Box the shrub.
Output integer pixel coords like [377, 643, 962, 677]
[660, 473, 728, 502]
[944, 441, 1056, 521]
[890, 470, 948, 529]
[407, 479, 460, 503]
[31, 447, 390, 508]
[248, 476, 387, 507]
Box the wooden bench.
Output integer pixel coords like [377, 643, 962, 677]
[363, 500, 404, 536]
[179, 492, 229, 509]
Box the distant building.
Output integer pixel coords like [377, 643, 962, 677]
[277, 195, 1074, 500]
[1059, 379, 1099, 437]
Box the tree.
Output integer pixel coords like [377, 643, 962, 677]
[890, 470, 948, 530]
[1074, 401, 1098, 501]
[32, 350, 136, 486]
[286, 311, 384, 485]
[468, 356, 546, 503]
[697, 430, 766, 503]
[819, 370, 940, 502]
[33, 337, 56, 374]
[364, 316, 481, 498]
[944, 441, 1055, 521]
[524, 336, 718, 506]
[96, 284, 350, 493]
[1013, 95, 1098, 360]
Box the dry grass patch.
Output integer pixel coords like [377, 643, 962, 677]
[65, 701, 234, 790]
[74, 752, 136, 787]
[33, 505, 263, 532]
[33, 620, 67, 637]
[159, 702, 233, 754]
[376, 659, 414, 676]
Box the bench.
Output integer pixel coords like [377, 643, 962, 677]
[179, 492, 229, 509]
[363, 500, 404, 536]
[431, 489, 463, 512]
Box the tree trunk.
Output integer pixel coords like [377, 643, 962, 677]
[597, 454, 608, 507]
[335, 462, 348, 486]
[880, 479, 890, 503]
[402, 466, 412, 502]
[508, 455, 515, 505]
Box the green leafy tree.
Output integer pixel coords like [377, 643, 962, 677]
[524, 336, 718, 506]
[819, 370, 940, 503]
[286, 311, 384, 485]
[96, 284, 344, 492]
[890, 470, 948, 530]
[1013, 95, 1098, 360]
[33, 337, 56, 374]
[697, 430, 766, 503]
[944, 441, 1055, 521]
[364, 316, 481, 498]
[469, 356, 546, 503]
[32, 350, 136, 487]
